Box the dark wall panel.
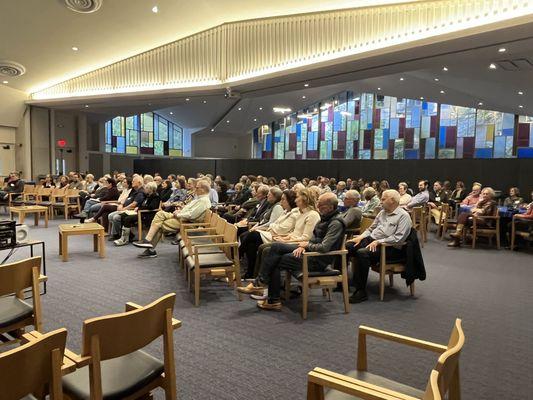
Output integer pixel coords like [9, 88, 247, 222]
[88, 153, 103, 178]
[132, 158, 533, 195]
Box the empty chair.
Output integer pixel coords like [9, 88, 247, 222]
[62, 293, 181, 400]
[0, 328, 68, 400]
[0, 256, 45, 341]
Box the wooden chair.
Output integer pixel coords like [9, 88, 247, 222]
[510, 215, 533, 250]
[0, 328, 68, 400]
[368, 231, 418, 301]
[439, 203, 458, 239]
[467, 207, 500, 249]
[52, 188, 81, 220]
[179, 212, 222, 271]
[410, 206, 427, 246]
[185, 222, 242, 306]
[8, 183, 34, 206]
[62, 293, 181, 400]
[0, 256, 45, 344]
[284, 236, 349, 320]
[135, 201, 163, 240]
[307, 319, 464, 400]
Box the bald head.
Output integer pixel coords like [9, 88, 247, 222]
[317, 192, 338, 215]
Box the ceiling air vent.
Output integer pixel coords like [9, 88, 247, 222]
[63, 0, 103, 13]
[495, 58, 533, 71]
[0, 61, 26, 77]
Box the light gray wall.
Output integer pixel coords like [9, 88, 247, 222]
[30, 107, 51, 177]
[0, 125, 16, 176]
[192, 133, 251, 158]
[15, 108, 31, 179]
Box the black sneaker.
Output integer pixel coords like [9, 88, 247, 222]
[349, 290, 368, 304]
[138, 249, 157, 258]
[133, 239, 153, 248]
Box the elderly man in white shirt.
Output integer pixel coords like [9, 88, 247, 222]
[347, 189, 412, 303]
[134, 179, 212, 258]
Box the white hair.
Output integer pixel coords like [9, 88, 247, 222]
[382, 189, 400, 203]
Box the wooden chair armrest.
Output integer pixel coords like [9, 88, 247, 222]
[7, 192, 23, 199]
[185, 227, 216, 232]
[125, 302, 182, 329]
[309, 368, 419, 400]
[38, 274, 48, 283]
[303, 250, 348, 257]
[64, 348, 92, 367]
[189, 234, 224, 240]
[193, 242, 238, 250]
[380, 242, 405, 248]
[21, 332, 81, 373]
[181, 222, 210, 227]
[358, 325, 447, 353]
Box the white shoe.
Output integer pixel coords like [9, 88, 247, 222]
[250, 289, 268, 300]
[114, 238, 129, 246]
[85, 218, 95, 223]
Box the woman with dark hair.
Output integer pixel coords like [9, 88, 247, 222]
[267, 177, 277, 187]
[158, 180, 173, 203]
[503, 187, 524, 208]
[378, 180, 390, 195]
[239, 189, 299, 279]
[77, 177, 119, 220]
[57, 175, 69, 188]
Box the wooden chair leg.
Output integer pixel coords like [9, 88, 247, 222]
[302, 282, 309, 320]
[342, 274, 350, 314]
[307, 381, 325, 400]
[379, 270, 385, 301]
[388, 274, 394, 287]
[496, 232, 500, 250]
[409, 282, 415, 296]
[472, 228, 476, 249]
[510, 222, 516, 250]
[194, 268, 200, 306]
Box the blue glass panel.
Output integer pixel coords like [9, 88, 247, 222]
[439, 127, 447, 148]
[116, 136, 125, 153]
[382, 129, 389, 149]
[502, 128, 514, 137]
[475, 148, 492, 158]
[425, 138, 436, 159]
[405, 149, 419, 159]
[390, 118, 399, 139]
[265, 136, 272, 151]
[493, 136, 506, 158]
[411, 107, 420, 128]
[517, 148, 533, 158]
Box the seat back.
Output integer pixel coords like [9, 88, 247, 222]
[81, 293, 176, 361]
[439, 203, 450, 224]
[203, 209, 213, 222]
[222, 223, 238, 258]
[411, 206, 424, 227]
[0, 328, 67, 400]
[422, 369, 442, 400]
[23, 184, 35, 194]
[0, 256, 41, 297]
[359, 216, 374, 233]
[434, 319, 465, 398]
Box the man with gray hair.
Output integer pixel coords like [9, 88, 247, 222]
[347, 189, 412, 303]
[134, 179, 212, 258]
[341, 190, 362, 230]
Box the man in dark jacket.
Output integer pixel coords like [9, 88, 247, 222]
[347, 189, 412, 303]
[0, 172, 24, 201]
[240, 192, 345, 311]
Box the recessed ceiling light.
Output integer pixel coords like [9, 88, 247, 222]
[273, 107, 292, 113]
[152, 6, 158, 13]
[226, 120, 230, 123]
[498, 47, 506, 53]
[478, 102, 483, 106]
[399, 77, 404, 81]
[420, 97, 424, 100]
[302, 95, 306, 99]
[84, 104, 89, 108]
[2, 80, 8, 84]
[72, 46, 79, 51]
[253, 118, 257, 122]
[185, 98, 190, 101]
[377, 87, 381, 91]
[489, 63, 497, 69]
[334, 100, 338, 105]
[238, 107, 242, 111]
[170, 111, 173, 115]
[304, 83, 309, 87]
[259, 107, 263, 110]
[203, 100, 207, 104]
[440, 90, 445, 94]
[519, 105, 524, 108]
[442, 66, 448, 71]
[434, 78, 440, 82]
[210, 128, 215, 132]
[518, 91, 524, 95]
[148, 103, 152, 106]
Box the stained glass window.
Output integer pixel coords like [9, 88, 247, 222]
[273, 119, 286, 160]
[320, 100, 334, 159]
[358, 93, 374, 160]
[345, 92, 360, 159]
[517, 115, 533, 158]
[105, 111, 183, 157]
[475, 110, 515, 158]
[252, 125, 273, 159]
[439, 104, 476, 158]
[307, 104, 320, 159]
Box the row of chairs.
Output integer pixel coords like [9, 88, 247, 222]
[8, 185, 82, 219]
[0, 257, 180, 399]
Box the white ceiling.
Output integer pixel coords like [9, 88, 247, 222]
[0, 0, 413, 94]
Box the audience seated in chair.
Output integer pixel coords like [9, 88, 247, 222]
[398, 181, 412, 206]
[235, 185, 282, 235]
[448, 187, 497, 247]
[340, 189, 363, 231]
[76, 177, 119, 221]
[503, 186, 524, 208]
[361, 187, 380, 215]
[461, 182, 482, 206]
[0, 171, 24, 204]
[347, 190, 413, 303]
[406, 180, 430, 210]
[107, 176, 146, 240]
[134, 179, 212, 258]
[114, 181, 161, 246]
[428, 180, 450, 224]
[239, 192, 345, 311]
[84, 177, 132, 230]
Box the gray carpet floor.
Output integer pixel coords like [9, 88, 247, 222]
[2, 214, 532, 399]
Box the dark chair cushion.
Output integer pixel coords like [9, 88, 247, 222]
[182, 246, 223, 259]
[324, 370, 424, 400]
[0, 296, 33, 329]
[185, 253, 234, 270]
[62, 350, 164, 400]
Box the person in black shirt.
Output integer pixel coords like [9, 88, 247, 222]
[108, 176, 146, 240]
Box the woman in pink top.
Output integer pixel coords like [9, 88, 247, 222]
[461, 182, 482, 206]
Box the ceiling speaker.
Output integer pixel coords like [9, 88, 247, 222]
[0, 60, 26, 77]
[16, 224, 30, 243]
[63, 0, 103, 13]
